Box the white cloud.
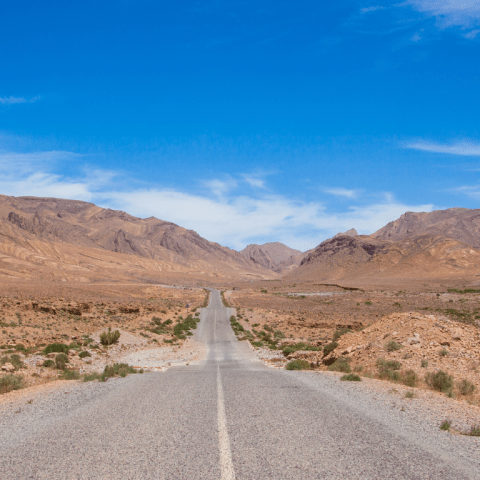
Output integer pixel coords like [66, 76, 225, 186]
[0, 150, 434, 250]
[0, 95, 41, 105]
[404, 139, 480, 155]
[360, 5, 385, 13]
[411, 32, 422, 41]
[241, 174, 265, 188]
[406, 0, 480, 27]
[463, 28, 480, 37]
[204, 178, 237, 197]
[324, 187, 359, 199]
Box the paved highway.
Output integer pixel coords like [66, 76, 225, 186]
[0, 290, 478, 479]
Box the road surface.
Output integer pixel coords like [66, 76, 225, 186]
[0, 289, 478, 479]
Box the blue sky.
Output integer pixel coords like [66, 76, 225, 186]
[1, 0, 480, 251]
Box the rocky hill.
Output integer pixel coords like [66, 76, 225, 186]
[0, 195, 274, 283]
[371, 208, 480, 248]
[240, 242, 303, 273]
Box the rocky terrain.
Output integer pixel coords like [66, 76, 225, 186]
[0, 281, 208, 390]
[225, 284, 480, 405]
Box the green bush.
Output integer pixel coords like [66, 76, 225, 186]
[103, 363, 137, 379]
[0, 374, 25, 394]
[286, 359, 311, 370]
[421, 359, 429, 368]
[83, 372, 102, 382]
[43, 343, 70, 355]
[163, 319, 173, 325]
[100, 327, 121, 346]
[62, 370, 80, 380]
[468, 425, 480, 436]
[402, 370, 418, 387]
[251, 341, 264, 347]
[323, 341, 339, 357]
[439, 349, 449, 357]
[55, 353, 69, 370]
[328, 357, 351, 373]
[333, 328, 352, 342]
[340, 373, 361, 381]
[274, 330, 285, 339]
[425, 371, 454, 394]
[42, 359, 55, 368]
[457, 379, 476, 396]
[173, 315, 199, 339]
[377, 358, 402, 371]
[386, 341, 403, 352]
[440, 419, 451, 431]
[79, 351, 91, 359]
[1, 354, 25, 370]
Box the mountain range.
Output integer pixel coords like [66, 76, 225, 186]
[1, 196, 479, 286]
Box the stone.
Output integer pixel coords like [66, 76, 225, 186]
[1, 363, 15, 372]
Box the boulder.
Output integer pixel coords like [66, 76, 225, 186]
[1, 363, 15, 372]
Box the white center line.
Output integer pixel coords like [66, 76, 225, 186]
[217, 364, 236, 480]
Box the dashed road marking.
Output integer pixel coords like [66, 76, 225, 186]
[217, 364, 235, 480]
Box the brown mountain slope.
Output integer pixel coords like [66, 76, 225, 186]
[283, 233, 480, 285]
[240, 242, 303, 272]
[0, 195, 274, 282]
[371, 208, 480, 247]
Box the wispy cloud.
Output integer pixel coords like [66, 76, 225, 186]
[0, 150, 434, 250]
[204, 178, 237, 197]
[463, 28, 480, 38]
[410, 32, 422, 41]
[405, 0, 480, 28]
[404, 139, 480, 156]
[324, 187, 359, 199]
[360, 6, 385, 14]
[0, 95, 41, 105]
[241, 174, 265, 188]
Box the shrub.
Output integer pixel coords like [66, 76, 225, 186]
[42, 359, 55, 368]
[468, 425, 480, 436]
[333, 328, 352, 342]
[163, 319, 173, 325]
[421, 359, 429, 368]
[103, 363, 137, 379]
[62, 370, 80, 380]
[100, 327, 121, 346]
[83, 372, 102, 382]
[386, 341, 403, 352]
[1, 354, 25, 370]
[0, 374, 25, 394]
[274, 330, 285, 339]
[377, 358, 402, 371]
[425, 371, 454, 394]
[323, 341, 339, 357]
[439, 349, 449, 357]
[55, 353, 69, 370]
[43, 343, 70, 355]
[457, 379, 476, 396]
[340, 373, 361, 381]
[251, 341, 264, 347]
[286, 359, 311, 370]
[173, 316, 199, 339]
[405, 391, 415, 398]
[402, 370, 418, 388]
[79, 351, 91, 359]
[440, 419, 452, 431]
[328, 357, 351, 373]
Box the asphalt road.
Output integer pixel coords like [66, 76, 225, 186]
[0, 289, 478, 479]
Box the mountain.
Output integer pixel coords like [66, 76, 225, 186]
[240, 242, 303, 272]
[333, 228, 358, 239]
[371, 208, 480, 248]
[0, 195, 274, 282]
[284, 232, 480, 285]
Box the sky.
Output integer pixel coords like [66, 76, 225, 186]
[1, 0, 480, 251]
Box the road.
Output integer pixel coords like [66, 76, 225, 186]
[0, 289, 478, 479]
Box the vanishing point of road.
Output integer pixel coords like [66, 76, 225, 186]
[0, 290, 478, 479]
